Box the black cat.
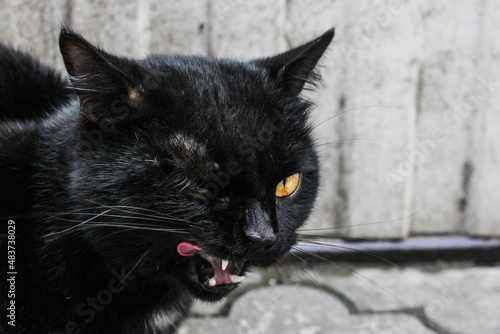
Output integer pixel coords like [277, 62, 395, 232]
[0, 27, 334, 333]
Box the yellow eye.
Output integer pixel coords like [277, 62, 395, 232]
[275, 173, 300, 198]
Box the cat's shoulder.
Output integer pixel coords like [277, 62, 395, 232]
[0, 43, 74, 122]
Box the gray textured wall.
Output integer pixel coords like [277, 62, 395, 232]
[1, 0, 499, 238]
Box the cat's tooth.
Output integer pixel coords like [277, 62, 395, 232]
[229, 275, 246, 284]
[222, 259, 229, 271]
[208, 277, 217, 287]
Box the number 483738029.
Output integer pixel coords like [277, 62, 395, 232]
[7, 220, 16, 271]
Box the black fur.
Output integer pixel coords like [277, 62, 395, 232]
[0, 44, 73, 121]
[0, 28, 334, 333]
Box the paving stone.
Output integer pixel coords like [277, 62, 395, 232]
[303, 265, 489, 313]
[424, 267, 500, 334]
[286, 265, 500, 333]
[179, 285, 434, 334]
[316, 267, 452, 312]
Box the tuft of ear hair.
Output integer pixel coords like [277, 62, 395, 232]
[254, 28, 334, 96]
[59, 28, 144, 122]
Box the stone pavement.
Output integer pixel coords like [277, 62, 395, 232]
[178, 264, 500, 334]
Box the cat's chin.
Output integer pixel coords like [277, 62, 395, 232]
[177, 242, 249, 301]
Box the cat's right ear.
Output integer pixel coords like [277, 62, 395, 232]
[59, 28, 144, 122]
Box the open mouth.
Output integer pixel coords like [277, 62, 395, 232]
[177, 242, 247, 294]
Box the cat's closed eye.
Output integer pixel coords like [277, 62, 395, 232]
[196, 187, 214, 197]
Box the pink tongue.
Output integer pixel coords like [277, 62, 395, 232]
[177, 242, 201, 257]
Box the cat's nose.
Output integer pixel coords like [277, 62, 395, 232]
[245, 202, 277, 251]
[245, 226, 277, 249]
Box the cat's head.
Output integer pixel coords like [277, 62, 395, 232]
[58, 28, 333, 300]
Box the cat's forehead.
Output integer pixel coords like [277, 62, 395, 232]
[143, 56, 310, 178]
[162, 132, 216, 172]
[158, 128, 271, 183]
[144, 56, 269, 102]
[169, 133, 206, 156]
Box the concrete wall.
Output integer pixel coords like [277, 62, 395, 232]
[1, 0, 499, 239]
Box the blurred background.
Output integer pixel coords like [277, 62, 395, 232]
[1, 0, 499, 242]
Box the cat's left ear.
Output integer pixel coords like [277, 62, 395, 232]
[59, 28, 144, 122]
[254, 28, 334, 96]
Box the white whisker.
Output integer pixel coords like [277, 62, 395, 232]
[44, 208, 113, 239]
